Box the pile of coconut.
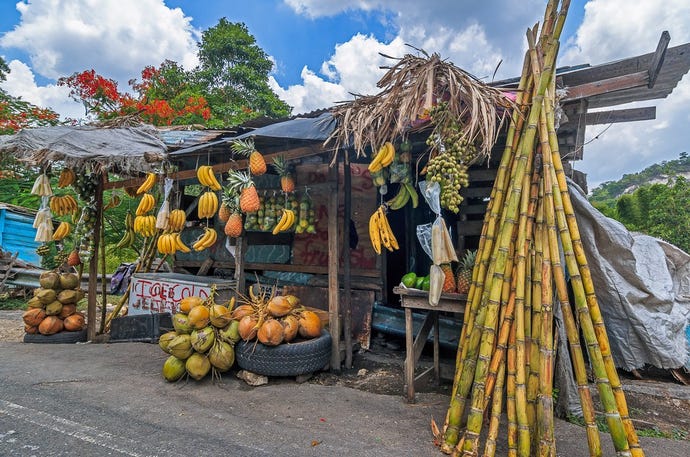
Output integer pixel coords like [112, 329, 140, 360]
[23, 271, 86, 336]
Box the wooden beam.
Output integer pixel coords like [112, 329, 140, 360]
[327, 164, 341, 372]
[584, 107, 656, 125]
[575, 99, 588, 161]
[648, 31, 671, 88]
[87, 173, 104, 342]
[103, 144, 330, 190]
[343, 158, 353, 369]
[562, 70, 648, 102]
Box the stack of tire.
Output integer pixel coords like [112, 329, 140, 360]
[22, 271, 87, 343]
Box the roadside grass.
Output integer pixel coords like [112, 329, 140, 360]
[566, 414, 689, 441]
[0, 296, 26, 310]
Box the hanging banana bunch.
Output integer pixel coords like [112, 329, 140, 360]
[192, 227, 218, 252]
[368, 142, 396, 173]
[168, 209, 187, 232]
[133, 214, 156, 238]
[136, 172, 157, 195]
[52, 221, 72, 241]
[271, 209, 296, 235]
[196, 165, 222, 191]
[49, 195, 79, 217]
[57, 168, 76, 188]
[116, 211, 136, 249]
[368, 205, 399, 254]
[136, 193, 156, 216]
[197, 191, 219, 219]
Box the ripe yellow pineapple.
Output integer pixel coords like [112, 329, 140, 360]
[218, 188, 233, 223]
[456, 250, 476, 294]
[272, 154, 295, 193]
[224, 212, 243, 237]
[231, 138, 266, 176]
[227, 170, 260, 213]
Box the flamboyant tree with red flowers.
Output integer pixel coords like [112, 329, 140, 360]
[0, 56, 60, 135]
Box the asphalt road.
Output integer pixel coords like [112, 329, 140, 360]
[1, 341, 689, 457]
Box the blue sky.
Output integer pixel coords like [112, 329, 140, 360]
[1, 0, 688, 188]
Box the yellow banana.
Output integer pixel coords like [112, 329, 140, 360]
[272, 209, 291, 235]
[380, 141, 396, 167]
[169, 209, 186, 231]
[136, 172, 156, 195]
[205, 166, 222, 191]
[204, 227, 217, 248]
[368, 144, 387, 173]
[53, 221, 71, 241]
[377, 206, 399, 250]
[174, 233, 191, 253]
[197, 166, 210, 187]
[193, 228, 212, 251]
[369, 211, 382, 255]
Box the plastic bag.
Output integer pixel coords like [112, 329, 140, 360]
[419, 180, 441, 215]
[389, 154, 411, 184]
[155, 178, 174, 230]
[416, 223, 433, 260]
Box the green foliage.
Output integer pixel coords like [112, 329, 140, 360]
[0, 297, 26, 310]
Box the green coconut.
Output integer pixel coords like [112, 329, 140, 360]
[172, 313, 193, 335]
[39, 271, 61, 290]
[218, 320, 240, 344]
[59, 273, 79, 290]
[45, 300, 63, 316]
[57, 289, 79, 305]
[27, 296, 45, 309]
[162, 356, 186, 382]
[35, 288, 57, 305]
[158, 331, 178, 354]
[185, 352, 211, 381]
[167, 334, 193, 360]
[190, 326, 215, 353]
[208, 340, 235, 372]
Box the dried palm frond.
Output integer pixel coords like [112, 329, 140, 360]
[325, 51, 516, 161]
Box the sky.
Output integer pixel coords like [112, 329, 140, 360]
[0, 0, 688, 189]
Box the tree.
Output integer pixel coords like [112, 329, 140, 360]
[0, 56, 60, 135]
[194, 18, 291, 126]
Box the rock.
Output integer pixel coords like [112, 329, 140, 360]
[236, 370, 268, 386]
[357, 368, 368, 377]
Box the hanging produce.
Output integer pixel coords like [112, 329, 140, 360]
[226, 170, 260, 213]
[133, 214, 156, 238]
[115, 211, 136, 249]
[168, 209, 186, 232]
[230, 138, 267, 176]
[197, 191, 219, 219]
[368, 205, 398, 254]
[434, 2, 644, 456]
[57, 168, 76, 188]
[386, 182, 419, 210]
[196, 165, 222, 191]
[192, 227, 217, 252]
[295, 188, 316, 234]
[52, 221, 72, 241]
[155, 178, 174, 230]
[135, 172, 157, 195]
[272, 208, 295, 235]
[367, 141, 395, 173]
[30, 173, 52, 196]
[271, 155, 295, 193]
[135, 192, 156, 216]
[49, 195, 79, 216]
[222, 190, 243, 238]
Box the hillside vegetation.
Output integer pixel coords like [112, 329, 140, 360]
[588, 152, 690, 253]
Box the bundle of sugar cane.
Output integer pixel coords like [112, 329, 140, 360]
[433, 1, 644, 456]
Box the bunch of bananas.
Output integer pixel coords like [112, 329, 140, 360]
[368, 142, 395, 173]
[197, 165, 222, 191]
[192, 227, 217, 251]
[271, 209, 296, 235]
[157, 232, 191, 255]
[197, 191, 219, 219]
[136, 193, 156, 216]
[116, 212, 136, 249]
[57, 168, 76, 188]
[136, 172, 157, 195]
[386, 183, 419, 210]
[104, 193, 122, 211]
[52, 221, 71, 241]
[134, 215, 156, 238]
[368, 205, 399, 254]
[49, 195, 78, 216]
[168, 209, 186, 232]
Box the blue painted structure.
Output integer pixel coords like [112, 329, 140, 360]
[0, 204, 40, 265]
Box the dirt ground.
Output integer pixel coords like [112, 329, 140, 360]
[1, 310, 688, 441]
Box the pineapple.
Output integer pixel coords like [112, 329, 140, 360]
[218, 188, 233, 223]
[231, 138, 266, 176]
[440, 263, 456, 293]
[456, 249, 476, 294]
[227, 170, 260, 213]
[223, 190, 243, 237]
[272, 155, 295, 193]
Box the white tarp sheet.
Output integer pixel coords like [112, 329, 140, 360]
[569, 181, 690, 371]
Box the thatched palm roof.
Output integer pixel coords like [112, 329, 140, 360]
[325, 51, 515, 160]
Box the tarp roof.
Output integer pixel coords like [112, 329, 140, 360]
[0, 125, 167, 173]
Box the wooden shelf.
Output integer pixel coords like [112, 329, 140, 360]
[392, 286, 466, 313]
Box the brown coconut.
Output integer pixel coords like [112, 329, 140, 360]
[45, 300, 63, 316]
[266, 295, 293, 317]
[58, 304, 77, 319]
[63, 313, 85, 331]
[238, 315, 258, 341]
[24, 324, 39, 334]
[282, 315, 299, 342]
[23, 308, 46, 327]
[298, 310, 322, 339]
[257, 319, 284, 346]
[38, 316, 64, 335]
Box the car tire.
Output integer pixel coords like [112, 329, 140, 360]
[23, 329, 87, 344]
[235, 329, 332, 377]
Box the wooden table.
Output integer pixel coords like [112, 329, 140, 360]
[392, 286, 466, 403]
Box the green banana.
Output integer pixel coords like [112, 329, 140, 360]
[388, 184, 410, 210]
[403, 183, 419, 209]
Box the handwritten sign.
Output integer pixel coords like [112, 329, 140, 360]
[128, 276, 212, 315]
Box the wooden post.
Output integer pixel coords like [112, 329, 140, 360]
[343, 155, 353, 369]
[328, 163, 341, 372]
[87, 173, 103, 342]
[234, 235, 247, 294]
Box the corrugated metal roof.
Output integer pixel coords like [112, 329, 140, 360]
[157, 129, 233, 149]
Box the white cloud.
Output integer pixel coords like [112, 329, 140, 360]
[0, 59, 84, 120]
[0, 0, 199, 85]
[562, 0, 690, 188]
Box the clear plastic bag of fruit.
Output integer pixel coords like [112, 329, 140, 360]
[155, 178, 174, 230]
